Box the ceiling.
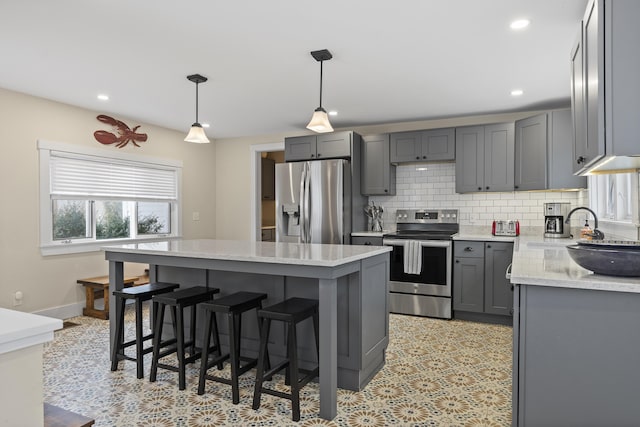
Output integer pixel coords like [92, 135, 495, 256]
[0, 0, 587, 139]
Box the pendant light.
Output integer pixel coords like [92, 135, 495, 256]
[184, 74, 210, 143]
[306, 49, 334, 133]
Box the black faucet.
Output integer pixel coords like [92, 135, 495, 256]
[565, 207, 605, 240]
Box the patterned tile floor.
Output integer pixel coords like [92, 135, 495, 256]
[43, 305, 512, 426]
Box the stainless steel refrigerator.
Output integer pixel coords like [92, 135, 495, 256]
[276, 159, 354, 244]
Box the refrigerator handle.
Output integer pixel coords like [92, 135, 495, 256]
[299, 162, 309, 243]
[303, 162, 311, 243]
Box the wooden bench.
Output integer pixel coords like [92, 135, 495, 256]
[44, 402, 94, 427]
[77, 275, 138, 320]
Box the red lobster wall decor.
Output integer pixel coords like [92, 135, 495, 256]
[93, 115, 148, 148]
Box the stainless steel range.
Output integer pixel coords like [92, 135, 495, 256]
[383, 209, 459, 319]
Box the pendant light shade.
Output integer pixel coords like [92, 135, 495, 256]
[306, 49, 334, 133]
[185, 74, 210, 143]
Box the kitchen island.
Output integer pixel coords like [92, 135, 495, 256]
[510, 237, 640, 426]
[103, 239, 391, 420]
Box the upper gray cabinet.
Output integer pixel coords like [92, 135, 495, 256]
[515, 110, 587, 191]
[570, 26, 587, 174]
[361, 134, 396, 196]
[455, 123, 514, 193]
[572, 0, 640, 174]
[284, 131, 356, 161]
[389, 128, 455, 163]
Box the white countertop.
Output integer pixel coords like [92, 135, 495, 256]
[0, 308, 62, 354]
[103, 239, 391, 268]
[351, 231, 386, 237]
[511, 236, 640, 293]
[453, 233, 516, 242]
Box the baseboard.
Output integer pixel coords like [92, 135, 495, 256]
[32, 301, 84, 320]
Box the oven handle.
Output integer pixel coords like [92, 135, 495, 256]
[383, 238, 451, 248]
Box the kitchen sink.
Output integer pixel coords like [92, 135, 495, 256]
[566, 242, 640, 277]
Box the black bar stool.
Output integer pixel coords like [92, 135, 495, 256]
[252, 297, 319, 422]
[149, 286, 219, 390]
[110, 282, 180, 379]
[197, 291, 268, 404]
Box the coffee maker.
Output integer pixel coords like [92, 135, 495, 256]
[544, 203, 571, 238]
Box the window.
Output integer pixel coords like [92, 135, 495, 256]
[39, 140, 182, 255]
[589, 172, 637, 222]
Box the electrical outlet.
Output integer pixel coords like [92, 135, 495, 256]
[13, 291, 23, 306]
[192, 212, 200, 221]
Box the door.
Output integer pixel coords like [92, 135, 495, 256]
[275, 162, 304, 243]
[453, 256, 484, 312]
[390, 131, 422, 162]
[514, 114, 547, 191]
[571, 27, 587, 173]
[455, 126, 485, 193]
[316, 132, 352, 159]
[307, 159, 345, 244]
[421, 128, 455, 161]
[362, 134, 394, 195]
[583, 0, 605, 169]
[484, 123, 515, 192]
[484, 242, 514, 316]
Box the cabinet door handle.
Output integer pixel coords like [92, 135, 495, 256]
[514, 185, 519, 189]
[416, 156, 420, 160]
[310, 154, 315, 158]
[464, 247, 473, 252]
[422, 156, 427, 159]
[577, 156, 585, 164]
[384, 189, 388, 193]
[364, 242, 371, 245]
[485, 186, 490, 190]
[478, 187, 482, 191]
[455, 259, 460, 263]
[487, 244, 491, 249]
[317, 153, 322, 157]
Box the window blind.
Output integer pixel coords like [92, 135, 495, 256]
[50, 151, 178, 200]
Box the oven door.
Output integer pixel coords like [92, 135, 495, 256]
[383, 238, 452, 297]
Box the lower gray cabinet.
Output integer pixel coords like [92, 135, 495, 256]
[513, 284, 640, 426]
[453, 240, 513, 319]
[351, 236, 383, 246]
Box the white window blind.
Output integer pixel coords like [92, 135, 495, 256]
[50, 151, 177, 201]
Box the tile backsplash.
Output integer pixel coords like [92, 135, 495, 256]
[368, 162, 588, 234]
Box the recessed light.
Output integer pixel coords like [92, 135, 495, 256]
[511, 89, 524, 96]
[328, 111, 338, 116]
[510, 19, 530, 30]
[97, 94, 109, 101]
[201, 123, 210, 128]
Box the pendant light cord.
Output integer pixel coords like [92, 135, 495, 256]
[195, 82, 199, 123]
[319, 60, 324, 110]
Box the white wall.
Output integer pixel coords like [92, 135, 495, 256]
[369, 163, 585, 234]
[0, 87, 216, 316]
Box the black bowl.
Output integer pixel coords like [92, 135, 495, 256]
[566, 245, 640, 277]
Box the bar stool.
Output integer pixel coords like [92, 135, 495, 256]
[110, 282, 180, 379]
[197, 291, 268, 404]
[252, 297, 319, 422]
[149, 286, 219, 390]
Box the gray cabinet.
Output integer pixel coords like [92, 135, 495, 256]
[514, 110, 587, 191]
[513, 284, 640, 426]
[570, 27, 587, 174]
[389, 128, 455, 163]
[484, 242, 513, 316]
[284, 131, 356, 161]
[261, 157, 275, 200]
[453, 241, 513, 319]
[260, 228, 275, 241]
[455, 123, 514, 193]
[351, 236, 383, 246]
[453, 241, 484, 313]
[572, 0, 640, 174]
[361, 134, 396, 195]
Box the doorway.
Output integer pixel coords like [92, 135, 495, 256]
[250, 142, 284, 241]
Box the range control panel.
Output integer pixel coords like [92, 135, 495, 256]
[396, 209, 459, 224]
